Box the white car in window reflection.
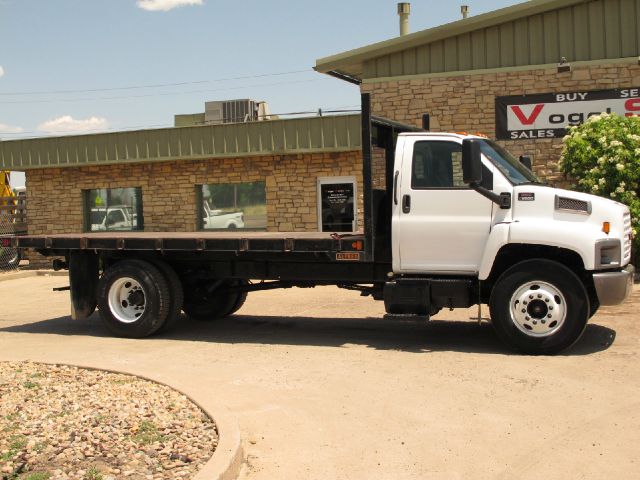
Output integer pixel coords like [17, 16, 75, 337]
[91, 206, 138, 231]
[202, 202, 245, 229]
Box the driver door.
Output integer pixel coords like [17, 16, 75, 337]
[392, 137, 493, 274]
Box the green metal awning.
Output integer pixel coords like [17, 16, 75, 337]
[0, 114, 363, 171]
[315, 0, 640, 81]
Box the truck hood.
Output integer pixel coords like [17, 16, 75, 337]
[512, 184, 628, 218]
[511, 184, 632, 265]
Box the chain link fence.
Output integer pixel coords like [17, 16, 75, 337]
[0, 193, 26, 271]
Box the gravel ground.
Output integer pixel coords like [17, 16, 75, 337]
[0, 362, 218, 480]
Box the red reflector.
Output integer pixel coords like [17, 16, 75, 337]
[1, 238, 11, 247]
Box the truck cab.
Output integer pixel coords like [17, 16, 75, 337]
[390, 132, 634, 353]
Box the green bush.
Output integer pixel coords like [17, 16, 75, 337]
[560, 113, 640, 255]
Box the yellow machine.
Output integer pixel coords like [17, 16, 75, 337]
[1, 171, 13, 199]
[0, 171, 22, 268]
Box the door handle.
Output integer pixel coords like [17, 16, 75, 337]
[402, 194, 411, 214]
[393, 171, 399, 205]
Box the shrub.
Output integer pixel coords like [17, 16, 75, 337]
[560, 113, 640, 256]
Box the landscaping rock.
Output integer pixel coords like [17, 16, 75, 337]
[0, 362, 218, 480]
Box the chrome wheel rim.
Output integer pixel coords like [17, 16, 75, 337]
[509, 281, 566, 337]
[108, 277, 146, 324]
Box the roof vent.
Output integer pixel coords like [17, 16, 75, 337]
[397, 3, 410, 36]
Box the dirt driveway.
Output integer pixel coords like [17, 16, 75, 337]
[0, 274, 638, 480]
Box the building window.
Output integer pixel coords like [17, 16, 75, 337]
[199, 182, 267, 230]
[84, 187, 143, 232]
[317, 176, 357, 232]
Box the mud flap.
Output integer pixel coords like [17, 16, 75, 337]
[69, 251, 99, 320]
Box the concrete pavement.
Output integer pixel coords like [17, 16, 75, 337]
[1, 274, 639, 479]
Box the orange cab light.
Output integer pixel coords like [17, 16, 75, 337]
[602, 222, 611, 234]
[351, 240, 364, 251]
[474, 132, 489, 138]
[455, 131, 469, 136]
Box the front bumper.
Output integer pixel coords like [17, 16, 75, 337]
[593, 264, 635, 306]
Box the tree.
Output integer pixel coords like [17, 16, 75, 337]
[560, 113, 639, 256]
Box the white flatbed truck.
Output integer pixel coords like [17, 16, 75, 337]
[8, 95, 634, 354]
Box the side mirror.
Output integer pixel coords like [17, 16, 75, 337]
[519, 155, 532, 171]
[462, 139, 482, 185]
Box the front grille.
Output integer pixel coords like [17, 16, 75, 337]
[555, 195, 591, 214]
[623, 211, 632, 264]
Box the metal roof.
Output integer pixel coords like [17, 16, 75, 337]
[0, 114, 363, 171]
[316, 0, 638, 81]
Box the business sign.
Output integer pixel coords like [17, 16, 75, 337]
[495, 88, 640, 140]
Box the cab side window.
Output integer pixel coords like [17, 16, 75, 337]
[411, 141, 466, 189]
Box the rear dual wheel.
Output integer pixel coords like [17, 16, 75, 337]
[97, 259, 183, 338]
[183, 280, 247, 321]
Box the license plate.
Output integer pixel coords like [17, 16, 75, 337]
[336, 252, 360, 261]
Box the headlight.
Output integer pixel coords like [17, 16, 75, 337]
[595, 239, 621, 269]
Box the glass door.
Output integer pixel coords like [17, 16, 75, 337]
[317, 176, 357, 232]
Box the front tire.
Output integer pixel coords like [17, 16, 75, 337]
[489, 259, 589, 355]
[97, 260, 171, 338]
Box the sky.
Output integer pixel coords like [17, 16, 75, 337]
[1, 0, 520, 187]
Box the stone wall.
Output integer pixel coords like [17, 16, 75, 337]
[362, 61, 640, 183]
[24, 150, 364, 268]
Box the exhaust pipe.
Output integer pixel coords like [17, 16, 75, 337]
[397, 3, 410, 36]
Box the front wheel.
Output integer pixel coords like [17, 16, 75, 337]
[489, 259, 590, 355]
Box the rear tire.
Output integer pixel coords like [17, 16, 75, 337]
[97, 259, 171, 338]
[489, 259, 589, 355]
[228, 290, 248, 316]
[589, 297, 600, 319]
[183, 280, 247, 321]
[150, 260, 184, 333]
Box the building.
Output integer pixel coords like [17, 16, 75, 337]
[315, 0, 640, 183]
[0, 113, 406, 267]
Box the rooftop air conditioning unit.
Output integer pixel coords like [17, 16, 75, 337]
[205, 99, 271, 125]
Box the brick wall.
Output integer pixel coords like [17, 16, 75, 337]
[24, 150, 365, 268]
[362, 61, 640, 183]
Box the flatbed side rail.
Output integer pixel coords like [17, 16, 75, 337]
[11, 233, 367, 259]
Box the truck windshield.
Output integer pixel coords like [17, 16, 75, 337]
[479, 140, 543, 185]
